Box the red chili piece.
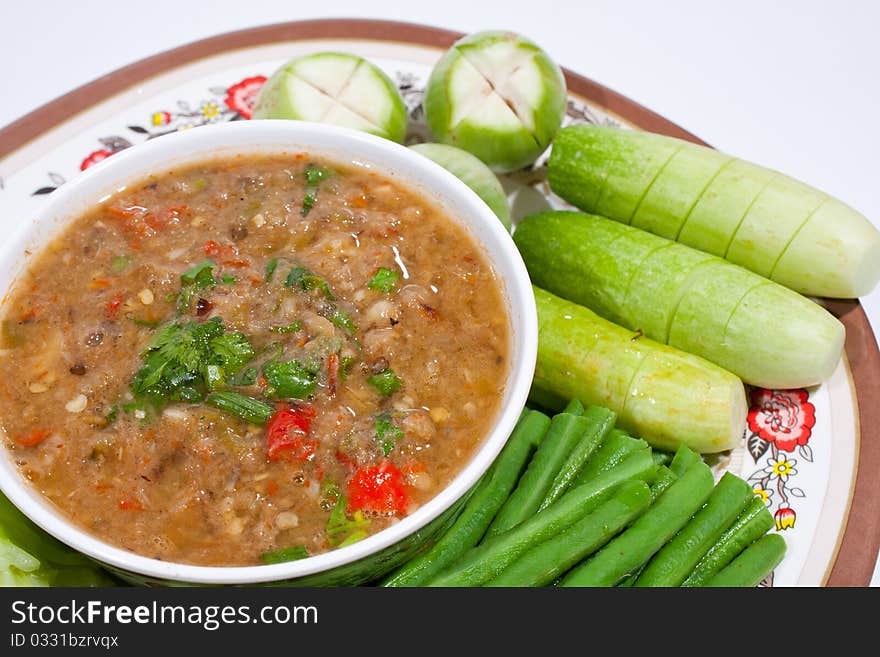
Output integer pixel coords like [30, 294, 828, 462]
[15, 428, 50, 447]
[265, 405, 318, 462]
[347, 460, 409, 515]
[327, 352, 339, 398]
[106, 293, 124, 318]
[118, 496, 144, 511]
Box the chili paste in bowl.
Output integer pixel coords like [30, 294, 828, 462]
[0, 121, 536, 584]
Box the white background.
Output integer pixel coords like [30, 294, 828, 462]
[4, 0, 879, 584]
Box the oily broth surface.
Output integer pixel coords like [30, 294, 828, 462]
[0, 153, 509, 566]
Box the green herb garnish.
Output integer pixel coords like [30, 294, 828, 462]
[305, 165, 331, 186]
[130, 316, 255, 405]
[367, 268, 399, 293]
[375, 413, 404, 456]
[367, 368, 402, 396]
[329, 309, 357, 336]
[104, 405, 120, 425]
[176, 260, 216, 314]
[227, 366, 258, 386]
[285, 266, 335, 300]
[111, 255, 134, 273]
[205, 391, 274, 425]
[220, 274, 237, 285]
[339, 355, 355, 381]
[262, 360, 317, 399]
[129, 316, 161, 328]
[265, 258, 279, 282]
[326, 493, 371, 547]
[300, 192, 317, 217]
[300, 165, 330, 217]
[270, 321, 303, 334]
[260, 545, 310, 564]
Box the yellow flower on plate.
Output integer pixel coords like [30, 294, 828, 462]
[763, 457, 798, 482]
[201, 102, 220, 119]
[753, 487, 772, 505]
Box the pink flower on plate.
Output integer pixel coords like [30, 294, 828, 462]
[224, 76, 267, 119]
[747, 389, 816, 452]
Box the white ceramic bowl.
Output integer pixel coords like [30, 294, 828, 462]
[0, 120, 537, 585]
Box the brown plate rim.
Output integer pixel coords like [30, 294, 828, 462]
[0, 17, 876, 586]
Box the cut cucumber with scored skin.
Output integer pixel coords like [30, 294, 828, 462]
[424, 31, 566, 173]
[515, 211, 845, 388]
[548, 124, 880, 298]
[630, 146, 733, 241]
[723, 174, 827, 278]
[409, 143, 511, 229]
[532, 285, 747, 454]
[252, 52, 408, 143]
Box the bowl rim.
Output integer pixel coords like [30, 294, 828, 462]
[0, 120, 537, 584]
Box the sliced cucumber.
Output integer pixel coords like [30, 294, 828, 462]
[424, 31, 567, 173]
[548, 124, 880, 298]
[515, 211, 845, 389]
[532, 286, 747, 454]
[409, 142, 511, 229]
[253, 52, 408, 143]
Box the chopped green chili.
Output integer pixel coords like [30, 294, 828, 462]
[367, 369, 402, 396]
[263, 360, 317, 399]
[269, 321, 303, 334]
[260, 545, 310, 564]
[329, 309, 357, 335]
[111, 255, 134, 273]
[367, 268, 399, 293]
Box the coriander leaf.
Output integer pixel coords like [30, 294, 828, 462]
[285, 266, 309, 288]
[367, 368, 402, 396]
[131, 317, 256, 406]
[367, 268, 399, 293]
[305, 165, 331, 186]
[263, 360, 317, 399]
[301, 165, 331, 215]
[176, 260, 216, 314]
[300, 192, 317, 217]
[181, 259, 216, 287]
[209, 331, 255, 373]
[220, 274, 237, 285]
[285, 266, 335, 300]
[375, 413, 404, 456]
[265, 258, 279, 282]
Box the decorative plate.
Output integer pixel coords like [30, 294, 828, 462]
[1, 19, 877, 586]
